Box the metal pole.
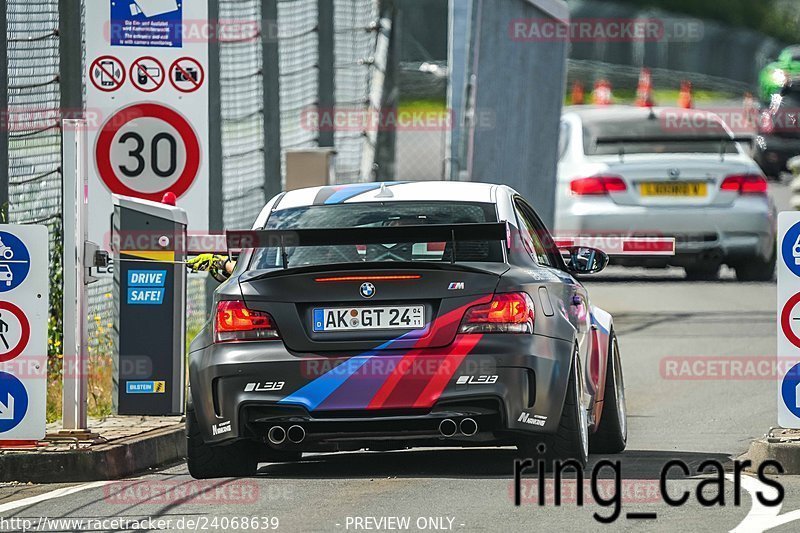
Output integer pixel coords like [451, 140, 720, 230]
[0, 2, 8, 219]
[206, 0, 223, 309]
[317, 0, 335, 148]
[446, 0, 473, 181]
[59, 0, 83, 117]
[262, 0, 283, 199]
[374, 0, 398, 181]
[208, 0, 222, 233]
[61, 119, 89, 432]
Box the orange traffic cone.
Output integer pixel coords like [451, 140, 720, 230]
[571, 81, 585, 105]
[635, 68, 655, 107]
[592, 79, 613, 106]
[677, 81, 693, 109]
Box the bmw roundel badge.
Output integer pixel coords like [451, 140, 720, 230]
[360, 282, 376, 298]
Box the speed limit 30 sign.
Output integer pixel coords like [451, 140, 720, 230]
[95, 103, 201, 202]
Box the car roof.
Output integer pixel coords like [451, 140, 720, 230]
[273, 181, 501, 210]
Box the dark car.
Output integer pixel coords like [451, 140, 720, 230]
[754, 84, 800, 179]
[186, 181, 627, 478]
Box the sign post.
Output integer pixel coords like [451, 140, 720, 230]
[0, 225, 48, 443]
[777, 212, 800, 427]
[85, 0, 210, 248]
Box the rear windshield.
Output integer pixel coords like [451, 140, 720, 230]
[249, 201, 503, 270]
[583, 115, 738, 155]
[589, 139, 739, 155]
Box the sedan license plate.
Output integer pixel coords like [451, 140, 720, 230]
[313, 305, 425, 332]
[639, 182, 707, 197]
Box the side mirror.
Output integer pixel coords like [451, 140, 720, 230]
[563, 246, 609, 274]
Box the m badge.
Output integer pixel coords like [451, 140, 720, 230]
[448, 282, 465, 290]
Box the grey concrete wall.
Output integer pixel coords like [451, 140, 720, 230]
[466, 0, 568, 228]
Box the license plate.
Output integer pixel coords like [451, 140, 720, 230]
[313, 305, 425, 332]
[639, 182, 707, 197]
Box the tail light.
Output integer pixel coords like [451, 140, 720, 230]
[214, 300, 280, 342]
[570, 175, 627, 195]
[720, 174, 768, 195]
[459, 292, 534, 334]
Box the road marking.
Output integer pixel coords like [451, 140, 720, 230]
[728, 474, 800, 532]
[0, 481, 109, 513]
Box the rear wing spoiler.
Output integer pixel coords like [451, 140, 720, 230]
[189, 227, 675, 258]
[596, 135, 753, 144]
[225, 223, 509, 268]
[225, 223, 508, 249]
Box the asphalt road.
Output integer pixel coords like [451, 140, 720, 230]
[0, 184, 796, 533]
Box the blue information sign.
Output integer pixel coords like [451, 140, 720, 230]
[110, 0, 184, 48]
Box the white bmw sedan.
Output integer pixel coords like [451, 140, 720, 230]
[555, 106, 776, 281]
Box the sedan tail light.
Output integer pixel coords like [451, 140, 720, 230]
[215, 300, 280, 342]
[720, 174, 768, 195]
[570, 175, 628, 195]
[459, 292, 534, 334]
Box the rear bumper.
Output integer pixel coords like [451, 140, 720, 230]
[188, 334, 574, 449]
[555, 196, 775, 264]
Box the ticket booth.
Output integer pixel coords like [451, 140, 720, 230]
[111, 195, 187, 415]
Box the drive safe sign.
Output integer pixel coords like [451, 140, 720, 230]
[85, 0, 209, 247]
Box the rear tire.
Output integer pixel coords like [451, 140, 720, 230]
[590, 331, 627, 454]
[734, 249, 776, 282]
[186, 407, 259, 479]
[684, 263, 720, 281]
[517, 348, 588, 470]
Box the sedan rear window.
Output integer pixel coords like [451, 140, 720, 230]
[250, 201, 503, 270]
[583, 113, 739, 155]
[589, 138, 739, 155]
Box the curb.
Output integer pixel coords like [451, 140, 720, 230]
[742, 437, 800, 475]
[0, 425, 186, 483]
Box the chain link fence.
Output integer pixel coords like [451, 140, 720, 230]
[278, 0, 319, 168]
[333, 0, 380, 182]
[220, 0, 266, 231]
[6, 2, 61, 239]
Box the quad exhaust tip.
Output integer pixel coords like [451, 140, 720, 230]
[439, 418, 458, 438]
[460, 418, 478, 436]
[287, 425, 306, 444]
[268, 426, 286, 445]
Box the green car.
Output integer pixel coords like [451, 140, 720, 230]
[759, 45, 800, 102]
